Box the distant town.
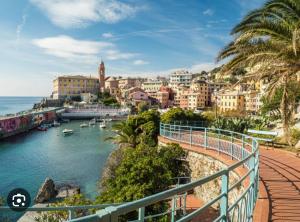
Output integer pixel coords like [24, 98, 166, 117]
[49, 60, 288, 115]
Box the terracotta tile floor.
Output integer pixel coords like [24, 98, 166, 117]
[254, 148, 300, 222]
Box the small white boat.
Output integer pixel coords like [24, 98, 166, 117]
[105, 118, 112, 122]
[53, 121, 61, 127]
[62, 129, 73, 135]
[89, 118, 96, 126]
[80, 123, 88, 128]
[99, 122, 106, 128]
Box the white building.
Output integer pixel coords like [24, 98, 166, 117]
[170, 70, 193, 89]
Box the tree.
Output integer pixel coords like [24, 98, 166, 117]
[161, 107, 205, 124]
[107, 110, 161, 148]
[137, 101, 149, 113]
[261, 81, 300, 118]
[106, 121, 140, 148]
[96, 143, 188, 219]
[217, 0, 300, 144]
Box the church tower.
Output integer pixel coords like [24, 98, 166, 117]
[98, 60, 105, 92]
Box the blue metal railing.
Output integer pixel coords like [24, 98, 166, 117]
[0, 123, 259, 221]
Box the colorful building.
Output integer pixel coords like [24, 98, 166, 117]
[52, 75, 99, 99]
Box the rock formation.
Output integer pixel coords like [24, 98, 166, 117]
[35, 178, 57, 203]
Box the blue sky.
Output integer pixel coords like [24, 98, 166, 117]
[0, 0, 264, 96]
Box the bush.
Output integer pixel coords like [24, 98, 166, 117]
[291, 128, 300, 146]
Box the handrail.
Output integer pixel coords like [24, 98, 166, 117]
[0, 123, 259, 221]
[68, 123, 259, 221]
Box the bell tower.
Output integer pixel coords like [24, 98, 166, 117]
[98, 60, 105, 92]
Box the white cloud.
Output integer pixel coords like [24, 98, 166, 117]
[106, 49, 137, 60]
[203, 9, 214, 16]
[30, 0, 139, 28]
[133, 59, 149, 65]
[32, 35, 138, 63]
[102, 32, 114, 38]
[190, 63, 216, 72]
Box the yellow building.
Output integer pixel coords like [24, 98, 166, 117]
[217, 90, 245, 112]
[52, 75, 99, 99]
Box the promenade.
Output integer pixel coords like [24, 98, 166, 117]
[255, 148, 300, 222]
[159, 133, 300, 222]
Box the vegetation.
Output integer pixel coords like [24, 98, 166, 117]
[161, 107, 206, 125]
[211, 116, 269, 133]
[107, 110, 160, 148]
[98, 91, 120, 107]
[137, 101, 149, 113]
[217, 0, 300, 144]
[35, 194, 92, 222]
[261, 81, 300, 119]
[97, 143, 187, 204]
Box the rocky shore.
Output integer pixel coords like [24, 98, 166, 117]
[18, 178, 80, 222]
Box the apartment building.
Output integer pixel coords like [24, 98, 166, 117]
[142, 79, 168, 92]
[170, 70, 193, 88]
[52, 75, 99, 99]
[216, 89, 246, 112]
[244, 90, 262, 113]
[105, 77, 120, 97]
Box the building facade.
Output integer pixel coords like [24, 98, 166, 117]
[142, 79, 168, 93]
[216, 90, 245, 112]
[170, 70, 193, 88]
[53, 75, 99, 99]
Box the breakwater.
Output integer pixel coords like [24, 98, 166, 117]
[0, 108, 60, 139]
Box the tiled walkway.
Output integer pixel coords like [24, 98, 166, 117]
[255, 148, 300, 222]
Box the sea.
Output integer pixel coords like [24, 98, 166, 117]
[0, 97, 117, 220]
[0, 96, 43, 116]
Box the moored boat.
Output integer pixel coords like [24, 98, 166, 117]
[80, 123, 88, 128]
[53, 120, 61, 127]
[89, 118, 96, 126]
[62, 129, 73, 135]
[37, 126, 48, 131]
[99, 122, 106, 128]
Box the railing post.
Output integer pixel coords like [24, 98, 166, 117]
[190, 126, 192, 147]
[230, 132, 233, 160]
[68, 210, 75, 220]
[204, 128, 207, 149]
[138, 207, 145, 222]
[249, 140, 256, 215]
[218, 130, 221, 154]
[179, 125, 181, 140]
[160, 122, 162, 136]
[183, 192, 187, 215]
[220, 171, 229, 222]
[171, 196, 176, 222]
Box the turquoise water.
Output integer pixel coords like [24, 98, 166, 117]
[0, 120, 116, 220]
[0, 97, 42, 115]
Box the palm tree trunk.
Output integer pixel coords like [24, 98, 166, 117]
[280, 75, 292, 145]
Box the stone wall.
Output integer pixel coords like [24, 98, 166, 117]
[186, 151, 244, 209]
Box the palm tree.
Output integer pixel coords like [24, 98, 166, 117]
[106, 121, 140, 148]
[217, 0, 300, 144]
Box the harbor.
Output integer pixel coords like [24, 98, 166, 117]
[0, 119, 117, 221]
[0, 105, 129, 139]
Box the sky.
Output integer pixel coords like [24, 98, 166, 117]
[0, 0, 265, 96]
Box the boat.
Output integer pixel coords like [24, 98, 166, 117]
[80, 123, 88, 128]
[37, 126, 48, 131]
[99, 122, 106, 128]
[53, 120, 61, 127]
[105, 118, 112, 122]
[62, 129, 73, 135]
[61, 119, 70, 123]
[96, 118, 102, 122]
[89, 118, 96, 126]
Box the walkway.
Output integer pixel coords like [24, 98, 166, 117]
[254, 148, 300, 222]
